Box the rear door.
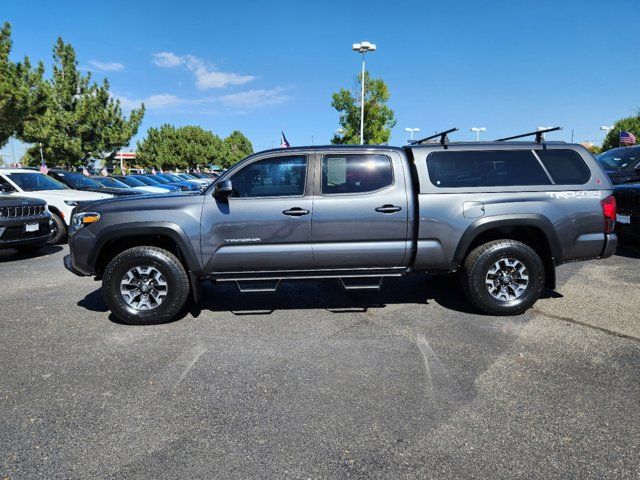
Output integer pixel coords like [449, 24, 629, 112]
[310, 151, 410, 268]
[200, 153, 314, 272]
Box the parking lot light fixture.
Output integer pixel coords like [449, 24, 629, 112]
[600, 125, 614, 133]
[404, 127, 420, 142]
[352, 41, 377, 145]
[470, 127, 486, 142]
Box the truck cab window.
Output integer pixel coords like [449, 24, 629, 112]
[230, 155, 307, 198]
[322, 154, 393, 194]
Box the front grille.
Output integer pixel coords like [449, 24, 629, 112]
[0, 204, 47, 218]
[0, 223, 48, 241]
[615, 190, 640, 211]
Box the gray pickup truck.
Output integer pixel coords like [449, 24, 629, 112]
[65, 132, 618, 325]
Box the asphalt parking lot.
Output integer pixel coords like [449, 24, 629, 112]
[1, 246, 639, 479]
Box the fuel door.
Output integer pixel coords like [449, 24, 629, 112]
[463, 201, 485, 218]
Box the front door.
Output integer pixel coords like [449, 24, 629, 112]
[201, 154, 313, 272]
[311, 151, 410, 268]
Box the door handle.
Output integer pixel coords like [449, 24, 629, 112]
[282, 207, 310, 216]
[375, 205, 402, 214]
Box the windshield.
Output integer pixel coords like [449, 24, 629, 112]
[131, 175, 160, 185]
[56, 171, 102, 188]
[180, 173, 196, 180]
[5, 172, 68, 191]
[95, 177, 129, 188]
[159, 173, 182, 182]
[597, 148, 640, 171]
[150, 175, 171, 184]
[117, 176, 146, 187]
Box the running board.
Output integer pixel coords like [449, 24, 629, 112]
[339, 277, 383, 291]
[214, 267, 405, 282]
[235, 280, 281, 293]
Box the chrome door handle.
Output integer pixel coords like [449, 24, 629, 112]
[375, 205, 402, 213]
[282, 207, 310, 216]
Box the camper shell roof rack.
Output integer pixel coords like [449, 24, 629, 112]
[496, 126, 562, 143]
[410, 128, 458, 148]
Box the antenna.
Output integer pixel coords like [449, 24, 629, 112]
[496, 126, 562, 143]
[411, 128, 458, 147]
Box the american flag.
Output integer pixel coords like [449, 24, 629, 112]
[39, 160, 48, 175]
[280, 131, 290, 148]
[101, 167, 109, 176]
[82, 166, 90, 176]
[620, 131, 636, 146]
[151, 167, 157, 174]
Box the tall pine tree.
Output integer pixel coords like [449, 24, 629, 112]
[0, 22, 46, 148]
[21, 38, 144, 167]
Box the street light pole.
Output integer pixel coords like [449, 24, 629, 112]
[470, 127, 486, 142]
[352, 41, 376, 145]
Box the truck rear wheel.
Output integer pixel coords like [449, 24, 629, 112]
[461, 239, 545, 316]
[102, 246, 190, 325]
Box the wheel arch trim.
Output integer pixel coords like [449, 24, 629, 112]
[88, 222, 201, 273]
[453, 214, 563, 267]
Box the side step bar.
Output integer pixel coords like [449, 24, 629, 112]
[339, 277, 383, 291]
[236, 280, 281, 293]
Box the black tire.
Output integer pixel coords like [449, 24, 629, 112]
[461, 239, 545, 316]
[102, 246, 190, 325]
[47, 213, 66, 245]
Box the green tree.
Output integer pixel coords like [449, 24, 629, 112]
[601, 114, 640, 152]
[136, 124, 224, 171]
[0, 22, 46, 148]
[221, 130, 253, 168]
[20, 38, 144, 167]
[331, 71, 396, 145]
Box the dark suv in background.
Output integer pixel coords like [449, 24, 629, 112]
[0, 190, 51, 252]
[597, 146, 640, 184]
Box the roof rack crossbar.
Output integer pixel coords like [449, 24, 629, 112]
[495, 126, 562, 143]
[411, 127, 458, 146]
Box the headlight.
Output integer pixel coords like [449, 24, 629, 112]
[64, 200, 79, 206]
[70, 212, 100, 233]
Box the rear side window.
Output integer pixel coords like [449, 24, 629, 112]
[536, 149, 590, 184]
[322, 154, 393, 194]
[426, 150, 552, 188]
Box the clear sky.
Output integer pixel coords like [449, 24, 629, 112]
[1, 0, 639, 160]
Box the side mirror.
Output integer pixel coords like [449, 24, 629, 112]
[213, 179, 233, 199]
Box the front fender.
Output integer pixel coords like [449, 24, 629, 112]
[88, 222, 202, 274]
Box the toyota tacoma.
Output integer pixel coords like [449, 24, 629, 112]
[64, 129, 619, 324]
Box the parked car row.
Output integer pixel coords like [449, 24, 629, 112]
[0, 168, 219, 249]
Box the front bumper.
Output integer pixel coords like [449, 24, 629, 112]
[63, 254, 87, 276]
[0, 216, 51, 249]
[600, 233, 618, 259]
[64, 227, 97, 276]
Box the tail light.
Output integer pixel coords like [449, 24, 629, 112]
[601, 195, 617, 234]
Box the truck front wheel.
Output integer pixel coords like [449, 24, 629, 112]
[461, 239, 545, 316]
[102, 246, 190, 325]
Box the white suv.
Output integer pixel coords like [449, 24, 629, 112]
[0, 169, 112, 244]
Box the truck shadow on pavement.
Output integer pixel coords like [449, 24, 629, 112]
[78, 274, 563, 325]
[615, 245, 640, 260]
[0, 245, 63, 263]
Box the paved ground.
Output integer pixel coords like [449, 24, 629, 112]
[1, 245, 639, 479]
